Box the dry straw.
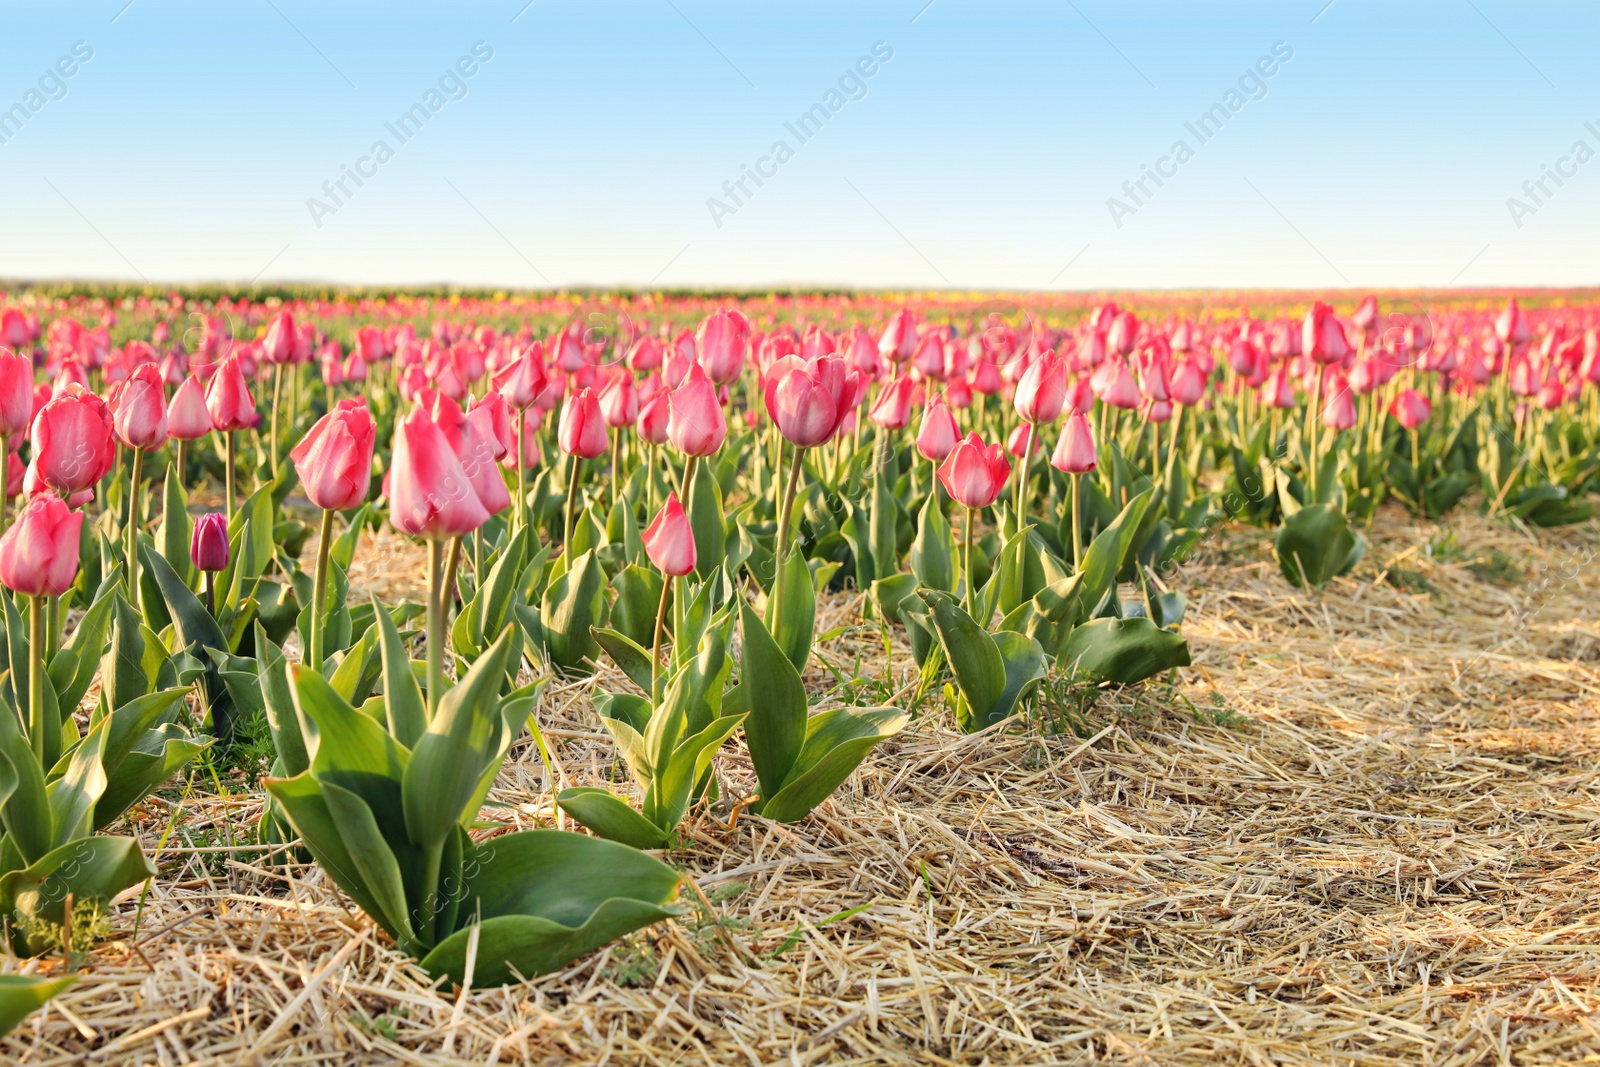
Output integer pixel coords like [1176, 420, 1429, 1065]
[4, 507, 1598, 1065]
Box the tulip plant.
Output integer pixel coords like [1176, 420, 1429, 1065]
[1, 283, 1596, 988]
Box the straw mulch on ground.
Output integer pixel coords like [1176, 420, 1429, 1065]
[4, 506, 1599, 1066]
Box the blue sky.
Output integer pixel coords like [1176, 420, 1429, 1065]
[0, 1, 1594, 290]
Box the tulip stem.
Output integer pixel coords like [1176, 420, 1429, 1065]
[205, 571, 216, 618]
[1071, 474, 1084, 571]
[963, 507, 978, 621]
[308, 507, 335, 672]
[224, 431, 236, 522]
[514, 409, 527, 534]
[650, 571, 671, 704]
[610, 434, 622, 514]
[1305, 366, 1323, 500]
[562, 454, 583, 567]
[443, 536, 463, 626]
[1163, 404, 1183, 493]
[269, 365, 284, 480]
[27, 593, 48, 766]
[125, 446, 144, 601]
[770, 446, 806, 637]
[426, 538, 445, 718]
[1011, 422, 1035, 532]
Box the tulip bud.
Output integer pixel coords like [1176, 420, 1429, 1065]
[937, 432, 1011, 510]
[112, 364, 168, 449]
[642, 491, 697, 576]
[558, 388, 609, 459]
[205, 353, 257, 431]
[292, 398, 377, 512]
[0, 351, 33, 438]
[31, 385, 115, 494]
[915, 394, 959, 461]
[190, 511, 230, 572]
[666, 363, 727, 457]
[1013, 349, 1067, 424]
[869, 375, 915, 429]
[1051, 412, 1098, 474]
[0, 490, 83, 597]
[1390, 388, 1431, 430]
[167, 376, 213, 440]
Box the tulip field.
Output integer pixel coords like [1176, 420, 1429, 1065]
[1, 284, 1599, 1065]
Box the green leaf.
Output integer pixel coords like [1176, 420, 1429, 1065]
[0, 974, 76, 1038]
[321, 779, 415, 943]
[141, 544, 228, 652]
[555, 787, 668, 849]
[609, 564, 663, 649]
[759, 706, 907, 823]
[1079, 488, 1154, 613]
[402, 630, 515, 850]
[93, 727, 207, 831]
[0, 836, 153, 931]
[1274, 504, 1359, 589]
[909, 493, 953, 592]
[688, 460, 726, 582]
[764, 549, 815, 674]
[1058, 617, 1191, 686]
[157, 465, 192, 587]
[46, 725, 109, 848]
[373, 599, 426, 749]
[418, 829, 682, 985]
[264, 772, 397, 937]
[592, 627, 656, 696]
[736, 600, 807, 805]
[0, 696, 52, 864]
[540, 549, 605, 673]
[920, 592, 1005, 722]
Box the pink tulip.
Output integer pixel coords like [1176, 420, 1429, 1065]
[190, 512, 230, 572]
[937, 432, 1011, 509]
[1013, 348, 1067, 424]
[31, 385, 114, 494]
[764, 354, 858, 447]
[262, 311, 297, 365]
[1169, 359, 1206, 406]
[642, 491, 696, 576]
[466, 391, 514, 460]
[167, 377, 212, 439]
[388, 403, 491, 539]
[666, 363, 726, 457]
[291, 398, 375, 511]
[696, 309, 749, 385]
[0, 351, 32, 438]
[558, 387, 609, 459]
[1390, 389, 1431, 430]
[496, 344, 548, 410]
[0, 490, 82, 597]
[915, 393, 959, 461]
[597, 371, 639, 428]
[112, 363, 168, 449]
[1321, 375, 1357, 431]
[1051, 413, 1098, 474]
[1302, 302, 1351, 364]
[637, 392, 671, 445]
[204, 353, 257, 432]
[869, 375, 915, 429]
